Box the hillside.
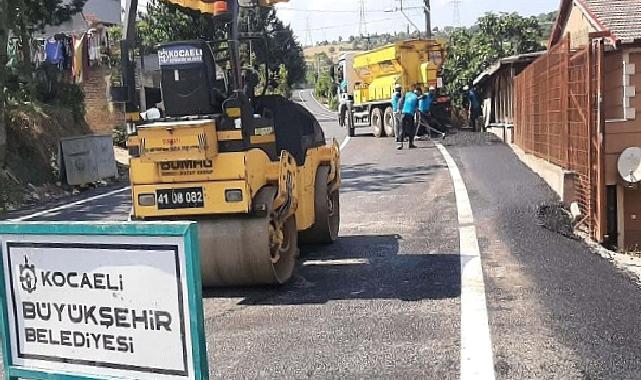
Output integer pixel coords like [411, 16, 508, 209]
[303, 43, 354, 62]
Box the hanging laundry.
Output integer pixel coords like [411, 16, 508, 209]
[73, 34, 85, 83]
[45, 39, 64, 65]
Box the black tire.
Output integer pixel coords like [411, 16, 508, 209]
[383, 107, 395, 137]
[338, 105, 346, 127]
[299, 166, 340, 245]
[347, 110, 356, 137]
[371, 107, 384, 137]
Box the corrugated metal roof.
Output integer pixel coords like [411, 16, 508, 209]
[473, 52, 546, 86]
[83, 0, 121, 26]
[578, 0, 641, 43]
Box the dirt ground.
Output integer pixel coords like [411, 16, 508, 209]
[1, 102, 91, 212]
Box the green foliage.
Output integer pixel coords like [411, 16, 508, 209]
[7, 0, 87, 32]
[1, 0, 88, 162]
[138, 0, 212, 52]
[113, 124, 127, 148]
[276, 64, 291, 99]
[55, 84, 85, 122]
[314, 72, 337, 110]
[257, 9, 306, 86]
[107, 25, 122, 44]
[443, 12, 546, 105]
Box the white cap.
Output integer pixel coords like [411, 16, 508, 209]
[463, 85, 469, 91]
[429, 86, 436, 91]
[141, 107, 161, 121]
[394, 84, 402, 89]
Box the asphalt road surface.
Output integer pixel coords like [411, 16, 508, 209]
[3, 90, 641, 379]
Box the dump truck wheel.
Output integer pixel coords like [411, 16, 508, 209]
[300, 166, 340, 245]
[347, 111, 356, 137]
[339, 105, 347, 127]
[371, 107, 384, 137]
[383, 107, 395, 137]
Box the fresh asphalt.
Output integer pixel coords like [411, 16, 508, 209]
[3, 90, 641, 378]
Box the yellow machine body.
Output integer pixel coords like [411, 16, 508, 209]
[352, 39, 445, 105]
[129, 119, 340, 232]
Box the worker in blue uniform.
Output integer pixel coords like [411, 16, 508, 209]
[399, 85, 419, 150]
[391, 84, 403, 143]
[418, 86, 435, 137]
[465, 85, 482, 131]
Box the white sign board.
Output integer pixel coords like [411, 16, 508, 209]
[1, 233, 197, 380]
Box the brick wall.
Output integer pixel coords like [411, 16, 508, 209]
[83, 67, 123, 134]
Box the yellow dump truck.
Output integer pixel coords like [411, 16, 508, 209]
[336, 39, 447, 137]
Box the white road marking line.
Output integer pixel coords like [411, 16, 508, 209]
[298, 89, 307, 105]
[10, 187, 131, 222]
[298, 90, 348, 150]
[435, 142, 495, 380]
[302, 258, 370, 266]
[309, 89, 332, 113]
[339, 136, 351, 151]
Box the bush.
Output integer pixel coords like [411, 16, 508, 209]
[113, 124, 128, 148]
[55, 84, 86, 122]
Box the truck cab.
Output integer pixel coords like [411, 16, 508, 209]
[336, 53, 359, 127]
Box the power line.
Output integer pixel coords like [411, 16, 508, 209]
[306, 17, 399, 32]
[276, 6, 423, 14]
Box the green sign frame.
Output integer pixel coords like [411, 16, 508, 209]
[0, 221, 209, 380]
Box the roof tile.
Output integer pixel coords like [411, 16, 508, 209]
[580, 0, 641, 42]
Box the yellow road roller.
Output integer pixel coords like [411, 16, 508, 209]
[116, 0, 340, 286]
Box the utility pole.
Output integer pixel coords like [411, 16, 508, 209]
[397, 0, 421, 37]
[424, 0, 432, 39]
[304, 17, 313, 47]
[450, 0, 462, 27]
[358, 0, 367, 37]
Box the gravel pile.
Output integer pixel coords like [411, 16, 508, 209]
[536, 203, 578, 240]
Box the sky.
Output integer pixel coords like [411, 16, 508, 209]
[275, 0, 561, 45]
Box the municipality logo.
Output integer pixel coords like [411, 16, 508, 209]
[19, 256, 37, 293]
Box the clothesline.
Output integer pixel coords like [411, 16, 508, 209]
[6, 27, 111, 85]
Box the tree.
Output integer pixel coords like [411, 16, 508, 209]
[443, 12, 545, 103]
[138, 0, 212, 51]
[138, 1, 306, 87]
[0, 0, 87, 165]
